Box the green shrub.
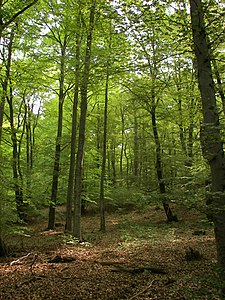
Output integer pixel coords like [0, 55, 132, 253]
[104, 187, 150, 213]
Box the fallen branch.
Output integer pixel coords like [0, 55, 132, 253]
[129, 279, 156, 299]
[98, 261, 126, 266]
[98, 261, 167, 274]
[111, 266, 167, 275]
[10, 252, 38, 266]
[48, 255, 77, 263]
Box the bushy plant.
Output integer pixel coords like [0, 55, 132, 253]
[104, 186, 151, 213]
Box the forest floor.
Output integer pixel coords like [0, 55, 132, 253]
[0, 205, 220, 299]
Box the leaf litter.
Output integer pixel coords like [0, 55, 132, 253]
[0, 206, 220, 299]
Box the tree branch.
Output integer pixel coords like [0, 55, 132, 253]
[3, 0, 38, 30]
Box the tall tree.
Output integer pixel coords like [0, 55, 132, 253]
[7, 82, 25, 219]
[45, 0, 76, 229]
[48, 32, 69, 229]
[189, 0, 225, 297]
[0, 29, 14, 144]
[99, 62, 109, 232]
[0, 0, 38, 144]
[65, 12, 81, 232]
[120, 0, 178, 220]
[73, 0, 96, 240]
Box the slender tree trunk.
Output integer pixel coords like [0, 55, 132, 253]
[174, 64, 188, 157]
[187, 97, 195, 164]
[7, 86, 24, 219]
[65, 85, 79, 232]
[48, 40, 67, 229]
[17, 101, 26, 210]
[65, 29, 81, 232]
[186, 69, 196, 167]
[178, 99, 187, 156]
[110, 142, 116, 185]
[133, 113, 139, 178]
[120, 107, 125, 178]
[24, 97, 33, 201]
[151, 109, 164, 194]
[151, 107, 177, 222]
[140, 123, 148, 180]
[96, 105, 101, 170]
[0, 190, 6, 256]
[3, 34, 25, 220]
[0, 30, 14, 143]
[73, 1, 95, 240]
[0, 30, 14, 255]
[190, 0, 225, 297]
[0, 1, 37, 255]
[124, 142, 129, 187]
[100, 69, 109, 232]
[212, 60, 225, 117]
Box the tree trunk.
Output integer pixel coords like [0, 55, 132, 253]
[133, 113, 139, 178]
[48, 38, 67, 230]
[178, 99, 187, 156]
[212, 60, 225, 117]
[190, 0, 225, 297]
[100, 69, 109, 232]
[110, 142, 116, 185]
[73, 1, 95, 240]
[0, 29, 14, 143]
[0, 30, 13, 253]
[7, 85, 24, 219]
[187, 98, 195, 165]
[120, 107, 125, 178]
[124, 143, 129, 187]
[65, 27, 81, 232]
[151, 107, 177, 222]
[23, 96, 33, 201]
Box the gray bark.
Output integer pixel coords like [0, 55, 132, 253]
[48, 36, 67, 229]
[190, 0, 225, 297]
[73, 1, 95, 240]
[65, 25, 81, 232]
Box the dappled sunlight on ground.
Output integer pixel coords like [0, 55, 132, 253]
[0, 205, 219, 299]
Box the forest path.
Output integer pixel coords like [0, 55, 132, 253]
[0, 206, 219, 299]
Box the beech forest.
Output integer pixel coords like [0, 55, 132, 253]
[0, 0, 225, 299]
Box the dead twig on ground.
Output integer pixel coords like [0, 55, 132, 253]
[129, 279, 156, 299]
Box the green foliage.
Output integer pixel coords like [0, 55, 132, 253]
[104, 187, 151, 213]
[119, 218, 177, 244]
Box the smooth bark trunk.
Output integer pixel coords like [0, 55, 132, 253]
[110, 142, 116, 185]
[0, 30, 14, 143]
[7, 86, 24, 219]
[151, 108, 177, 222]
[133, 114, 139, 178]
[120, 108, 125, 178]
[178, 99, 187, 156]
[48, 39, 67, 229]
[213, 60, 225, 117]
[65, 28, 81, 232]
[24, 97, 33, 200]
[100, 70, 109, 232]
[73, 1, 95, 240]
[190, 0, 225, 297]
